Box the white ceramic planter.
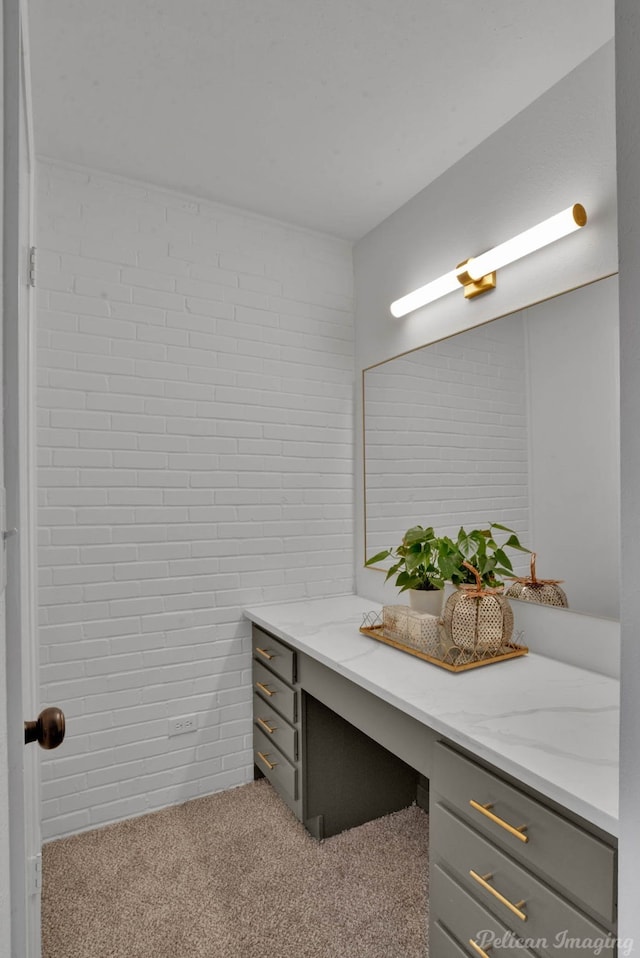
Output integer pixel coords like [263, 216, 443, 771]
[408, 589, 444, 616]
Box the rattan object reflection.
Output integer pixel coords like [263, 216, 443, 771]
[505, 553, 568, 608]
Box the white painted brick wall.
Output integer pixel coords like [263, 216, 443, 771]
[364, 316, 530, 571]
[36, 161, 354, 839]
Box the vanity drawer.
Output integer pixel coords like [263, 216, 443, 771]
[252, 626, 296, 684]
[432, 802, 615, 958]
[254, 660, 297, 725]
[435, 743, 616, 923]
[253, 692, 298, 764]
[431, 863, 538, 958]
[254, 725, 298, 802]
[430, 921, 474, 958]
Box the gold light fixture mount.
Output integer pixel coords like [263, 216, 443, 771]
[390, 203, 588, 318]
[456, 258, 497, 299]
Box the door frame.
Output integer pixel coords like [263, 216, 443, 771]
[5, 0, 40, 954]
[19, 0, 41, 952]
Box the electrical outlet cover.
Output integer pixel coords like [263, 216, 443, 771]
[168, 715, 197, 736]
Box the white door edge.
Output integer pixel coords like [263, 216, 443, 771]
[5, 0, 40, 953]
[19, 3, 41, 954]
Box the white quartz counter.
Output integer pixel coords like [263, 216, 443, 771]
[244, 594, 619, 837]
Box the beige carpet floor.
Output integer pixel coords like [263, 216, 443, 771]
[42, 779, 429, 958]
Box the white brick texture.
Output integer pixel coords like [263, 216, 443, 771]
[37, 162, 355, 839]
[364, 316, 530, 569]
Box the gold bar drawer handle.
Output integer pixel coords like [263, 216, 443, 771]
[255, 681, 275, 697]
[469, 799, 529, 843]
[469, 939, 492, 958]
[255, 646, 274, 661]
[257, 717, 277, 734]
[257, 751, 277, 771]
[469, 870, 527, 922]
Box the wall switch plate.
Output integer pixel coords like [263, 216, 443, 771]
[168, 715, 198, 737]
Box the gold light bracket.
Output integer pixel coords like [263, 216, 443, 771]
[456, 259, 496, 299]
[390, 204, 586, 318]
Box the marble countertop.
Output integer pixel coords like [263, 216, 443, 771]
[244, 594, 620, 837]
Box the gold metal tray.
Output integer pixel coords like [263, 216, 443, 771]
[359, 624, 528, 673]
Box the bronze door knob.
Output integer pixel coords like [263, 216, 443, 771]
[24, 707, 66, 749]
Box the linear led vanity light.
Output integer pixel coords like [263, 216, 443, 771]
[390, 204, 587, 319]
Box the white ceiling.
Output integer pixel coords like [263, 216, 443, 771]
[27, 0, 614, 240]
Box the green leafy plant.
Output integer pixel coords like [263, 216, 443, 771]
[445, 523, 530, 589]
[365, 525, 461, 593]
[365, 522, 529, 593]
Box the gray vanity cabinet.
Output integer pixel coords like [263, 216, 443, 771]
[251, 624, 419, 839]
[252, 626, 303, 822]
[430, 864, 539, 957]
[430, 743, 618, 958]
[250, 623, 618, 958]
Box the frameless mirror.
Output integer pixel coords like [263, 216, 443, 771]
[363, 275, 619, 619]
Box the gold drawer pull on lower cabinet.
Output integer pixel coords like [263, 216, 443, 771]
[469, 799, 529, 843]
[257, 751, 277, 771]
[255, 681, 275, 697]
[469, 939, 492, 958]
[255, 646, 274, 661]
[469, 870, 527, 922]
[257, 717, 277, 734]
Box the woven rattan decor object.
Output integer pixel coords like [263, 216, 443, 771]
[505, 553, 568, 608]
[440, 588, 515, 665]
[360, 599, 527, 673]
